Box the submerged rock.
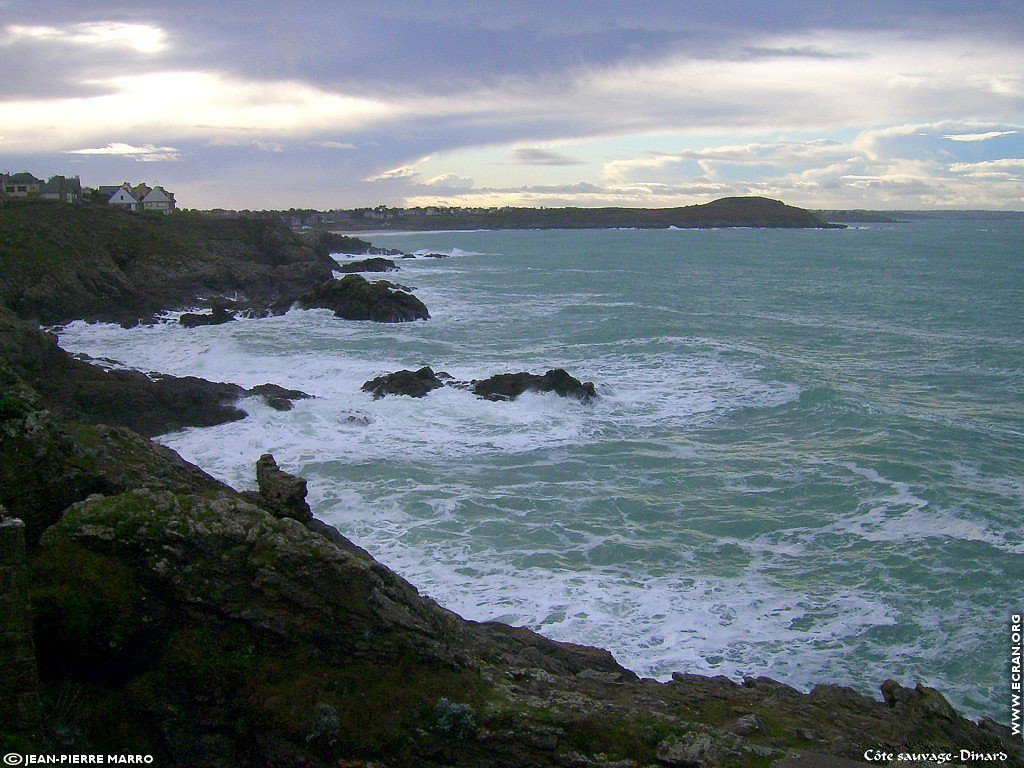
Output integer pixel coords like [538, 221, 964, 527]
[298, 274, 429, 322]
[361, 366, 446, 399]
[335, 256, 400, 273]
[472, 368, 597, 402]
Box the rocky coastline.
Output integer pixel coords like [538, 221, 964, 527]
[1, 202, 1021, 766]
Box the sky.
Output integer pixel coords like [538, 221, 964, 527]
[2, 0, 1023, 210]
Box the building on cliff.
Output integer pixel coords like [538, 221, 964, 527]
[100, 181, 177, 214]
[0, 172, 43, 197]
[38, 175, 82, 203]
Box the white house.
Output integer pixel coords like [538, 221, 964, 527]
[107, 186, 140, 211]
[104, 182, 177, 214]
[140, 186, 175, 213]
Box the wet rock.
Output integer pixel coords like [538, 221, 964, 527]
[361, 367, 446, 399]
[336, 257, 400, 273]
[253, 453, 312, 523]
[472, 368, 597, 402]
[297, 274, 429, 322]
[179, 303, 236, 328]
[246, 383, 312, 411]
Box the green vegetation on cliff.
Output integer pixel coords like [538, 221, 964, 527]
[0, 200, 336, 324]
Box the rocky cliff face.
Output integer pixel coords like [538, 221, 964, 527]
[1, 320, 1022, 766]
[0, 202, 428, 325]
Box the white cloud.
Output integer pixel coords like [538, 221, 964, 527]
[423, 173, 475, 188]
[2, 22, 167, 53]
[366, 165, 421, 182]
[65, 142, 181, 161]
[942, 131, 1019, 142]
[0, 71, 403, 153]
[949, 158, 1024, 179]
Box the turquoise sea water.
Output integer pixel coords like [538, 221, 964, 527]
[58, 221, 1024, 721]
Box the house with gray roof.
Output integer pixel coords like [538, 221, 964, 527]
[103, 182, 177, 214]
[38, 175, 83, 203]
[1, 172, 43, 197]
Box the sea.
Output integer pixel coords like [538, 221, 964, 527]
[56, 221, 1024, 723]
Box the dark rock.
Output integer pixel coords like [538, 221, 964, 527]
[471, 368, 597, 402]
[361, 366, 445, 399]
[178, 302, 236, 328]
[246, 383, 312, 411]
[297, 274, 429, 322]
[335, 256, 400, 273]
[253, 453, 312, 522]
[880, 680, 958, 719]
[421, 252, 449, 259]
[656, 731, 717, 766]
[2, 309, 246, 438]
[315, 232, 404, 257]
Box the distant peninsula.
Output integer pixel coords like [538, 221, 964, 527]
[205, 196, 845, 232]
[331, 196, 842, 231]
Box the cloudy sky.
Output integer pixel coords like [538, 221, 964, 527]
[2, 0, 1023, 210]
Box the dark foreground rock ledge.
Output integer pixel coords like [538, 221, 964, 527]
[2, 322, 1021, 766]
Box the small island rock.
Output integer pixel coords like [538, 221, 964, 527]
[336, 257, 400, 273]
[472, 368, 597, 402]
[298, 274, 429, 322]
[362, 367, 446, 399]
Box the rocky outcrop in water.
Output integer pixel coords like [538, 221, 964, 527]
[472, 368, 597, 402]
[362, 366, 447, 399]
[316, 232, 406, 257]
[179, 302, 237, 327]
[0, 309, 310, 438]
[336, 257, 400, 273]
[247, 383, 312, 411]
[361, 367, 597, 403]
[298, 274, 430, 322]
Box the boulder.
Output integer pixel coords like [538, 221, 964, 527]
[336, 257, 400, 273]
[472, 368, 597, 402]
[362, 367, 445, 399]
[298, 274, 429, 322]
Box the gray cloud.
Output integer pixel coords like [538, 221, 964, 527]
[505, 148, 587, 166]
